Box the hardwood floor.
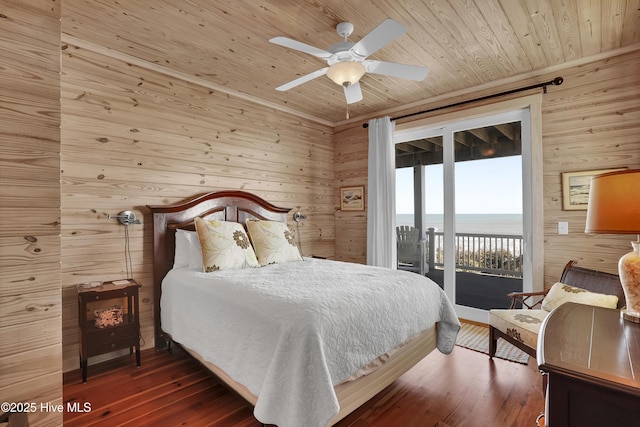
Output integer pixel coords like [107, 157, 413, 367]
[64, 343, 544, 426]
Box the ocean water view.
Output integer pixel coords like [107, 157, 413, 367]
[397, 213, 523, 235]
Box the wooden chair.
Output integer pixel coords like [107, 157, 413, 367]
[488, 260, 625, 359]
[396, 226, 427, 275]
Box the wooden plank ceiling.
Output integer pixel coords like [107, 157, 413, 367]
[61, 0, 640, 125]
[396, 121, 522, 168]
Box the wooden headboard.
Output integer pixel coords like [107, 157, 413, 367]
[146, 190, 291, 349]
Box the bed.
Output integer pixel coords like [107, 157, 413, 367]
[147, 190, 460, 427]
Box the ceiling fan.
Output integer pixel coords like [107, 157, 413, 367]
[269, 18, 429, 106]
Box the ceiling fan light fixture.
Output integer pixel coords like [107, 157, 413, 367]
[270, 18, 427, 105]
[327, 61, 365, 86]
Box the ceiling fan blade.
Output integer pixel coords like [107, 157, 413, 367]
[365, 60, 429, 81]
[275, 67, 329, 91]
[269, 37, 334, 60]
[350, 18, 407, 59]
[343, 82, 363, 104]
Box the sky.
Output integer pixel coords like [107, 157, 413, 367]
[396, 156, 523, 214]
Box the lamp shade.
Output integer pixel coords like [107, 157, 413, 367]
[326, 61, 365, 86]
[585, 169, 640, 234]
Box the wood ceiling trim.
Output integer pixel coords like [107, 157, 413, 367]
[61, 34, 334, 128]
[59, 1, 639, 124]
[61, 32, 639, 130]
[335, 43, 640, 128]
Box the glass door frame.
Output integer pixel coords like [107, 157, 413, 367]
[394, 96, 544, 323]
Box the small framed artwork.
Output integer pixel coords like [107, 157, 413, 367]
[562, 168, 627, 210]
[340, 186, 364, 211]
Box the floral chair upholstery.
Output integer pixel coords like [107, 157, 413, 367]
[489, 260, 625, 359]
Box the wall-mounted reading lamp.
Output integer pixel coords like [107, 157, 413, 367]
[108, 210, 142, 279]
[292, 211, 307, 256]
[108, 210, 142, 226]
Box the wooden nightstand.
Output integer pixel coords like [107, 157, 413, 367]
[77, 279, 141, 382]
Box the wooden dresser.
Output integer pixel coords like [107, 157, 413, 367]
[537, 302, 640, 426]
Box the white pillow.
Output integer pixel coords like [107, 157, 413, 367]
[246, 219, 303, 266]
[173, 229, 203, 270]
[541, 282, 619, 312]
[194, 218, 259, 271]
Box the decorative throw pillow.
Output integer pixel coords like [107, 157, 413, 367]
[245, 219, 303, 266]
[541, 282, 619, 312]
[194, 218, 259, 272]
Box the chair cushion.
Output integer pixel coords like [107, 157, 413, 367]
[489, 309, 548, 351]
[540, 282, 619, 312]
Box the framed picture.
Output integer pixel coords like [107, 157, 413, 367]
[340, 186, 364, 211]
[562, 168, 627, 210]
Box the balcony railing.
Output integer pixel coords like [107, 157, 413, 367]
[425, 227, 523, 278]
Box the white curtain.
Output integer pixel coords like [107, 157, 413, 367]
[366, 117, 396, 268]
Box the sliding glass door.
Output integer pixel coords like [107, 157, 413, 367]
[395, 107, 537, 323]
[452, 123, 523, 311]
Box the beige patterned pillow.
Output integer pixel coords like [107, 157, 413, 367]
[194, 217, 259, 272]
[246, 219, 303, 266]
[541, 282, 618, 312]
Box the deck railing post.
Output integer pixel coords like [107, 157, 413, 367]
[427, 227, 435, 272]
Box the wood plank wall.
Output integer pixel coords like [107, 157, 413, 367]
[334, 48, 640, 287]
[59, 43, 335, 371]
[0, 1, 63, 426]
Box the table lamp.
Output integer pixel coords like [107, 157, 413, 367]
[585, 169, 640, 322]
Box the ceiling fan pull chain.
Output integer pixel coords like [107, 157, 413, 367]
[346, 103, 350, 119]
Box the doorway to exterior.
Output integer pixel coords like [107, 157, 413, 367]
[395, 108, 535, 323]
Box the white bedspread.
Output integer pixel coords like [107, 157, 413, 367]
[161, 258, 460, 427]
